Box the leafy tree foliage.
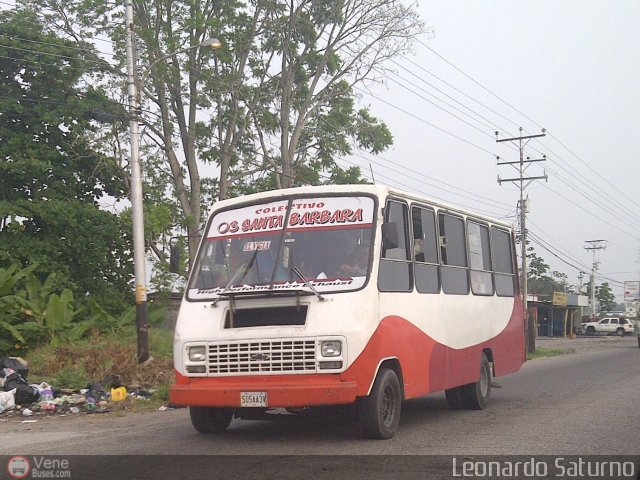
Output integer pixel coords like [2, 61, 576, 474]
[595, 282, 616, 314]
[24, 0, 424, 263]
[526, 247, 569, 299]
[0, 10, 130, 312]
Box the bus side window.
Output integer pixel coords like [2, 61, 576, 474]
[412, 206, 440, 293]
[379, 201, 412, 292]
[438, 213, 469, 295]
[467, 221, 494, 296]
[491, 228, 516, 296]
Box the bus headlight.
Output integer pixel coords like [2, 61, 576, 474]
[320, 340, 342, 357]
[188, 346, 206, 362]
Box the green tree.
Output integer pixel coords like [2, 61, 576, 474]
[526, 248, 568, 299]
[24, 0, 424, 263]
[595, 282, 616, 314]
[0, 10, 130, 312]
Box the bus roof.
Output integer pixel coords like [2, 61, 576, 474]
[208, 184, 513, 229]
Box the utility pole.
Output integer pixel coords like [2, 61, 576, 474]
[578, 271, 586, 330]
[497, 127, 547, 353]
[584, 240, 606, 321]
[125, 0, 149, 363]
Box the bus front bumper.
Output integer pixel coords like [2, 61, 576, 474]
[169, 372, 359, 408]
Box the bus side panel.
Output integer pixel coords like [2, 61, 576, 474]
[343, 299, 524, 399]
[488, 294, 525, 377]
[341, 316, 436, 399]
[434, 296, 525, 389]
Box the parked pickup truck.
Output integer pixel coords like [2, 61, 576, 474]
[580, 317, 634, 336]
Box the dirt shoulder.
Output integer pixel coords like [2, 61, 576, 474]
[535, 334, 637, 352]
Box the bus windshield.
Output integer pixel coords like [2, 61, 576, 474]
[188, 196, 375, 300]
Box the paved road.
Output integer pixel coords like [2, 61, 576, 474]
[2, 336, 638, 457]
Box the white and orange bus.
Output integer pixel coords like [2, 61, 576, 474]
[170, 184, 525, 439]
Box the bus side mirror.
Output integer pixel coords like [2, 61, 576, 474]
[169, 244, 180, 273]
[382, 222, 399, 250]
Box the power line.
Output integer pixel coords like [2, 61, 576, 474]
[418, 39, 544, 132]
[355, 85, 496, 156]
[389, 58, 506, 133]
[418, 42, 640, 218]
[352, 151, 513, 212]
[0, 53, 96, 72]
[540, 183, 640, 242]
[528, 232, 623, 287]
[345, 154, 511, 217]
[0, 43, 109, 65]
[541, 164, 639, 233]
[547, 132, 640, 211]
[385, 73, 497, 139]
[0, 33, 117, 58]
[388, 54, 638, 235]
[337, 157, 507, 219]
[523, 140, 640, 227]
[396, 55, 521, 134]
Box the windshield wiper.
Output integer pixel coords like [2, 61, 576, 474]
[212, 250, 258, 307]
[291, 266, 325, 301]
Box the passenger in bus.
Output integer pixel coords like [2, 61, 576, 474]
[339, 246, 369, 276]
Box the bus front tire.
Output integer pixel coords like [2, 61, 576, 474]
[445, 386, 465, 409]
[460, 354, 492, 410]
[358, 368, 402, 440]
[189, 406, 234, 433]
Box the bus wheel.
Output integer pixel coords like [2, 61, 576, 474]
[189, 407, 234, 433]
[445, 386, 465, 409]
[461, 353, 492, 410]
[358, 368, 402, 439]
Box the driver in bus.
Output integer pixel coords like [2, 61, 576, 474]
[339, 246, 369, 276]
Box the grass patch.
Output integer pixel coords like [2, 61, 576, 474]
[527, 347, 576, 360]
[25, 326, 174, 394]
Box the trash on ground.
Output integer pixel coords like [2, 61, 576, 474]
[111, 386, 127, 402]
[0, 388, 16, 413]
[0, 356, 163, 419]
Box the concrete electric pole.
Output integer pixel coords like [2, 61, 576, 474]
[496, 127, 547, 353]
[584, 240, 607, 321]
[125, 0, 149, 363]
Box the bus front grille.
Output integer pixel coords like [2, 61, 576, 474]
[208, 339, 316, 375]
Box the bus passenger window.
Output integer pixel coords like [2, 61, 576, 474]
[412, 206, 440, 293]
[491, 228, 516, 297]
[379, 201, 412, 292]
[438, 213, 469, 295]
[467, 221, 494, 296]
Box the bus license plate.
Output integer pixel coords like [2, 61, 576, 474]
[240, 391, 267, 407]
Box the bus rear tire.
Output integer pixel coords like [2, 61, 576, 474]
[358, 368, 402, 439]
[189, 406, 234, 433]
[461, 354, 491, 410]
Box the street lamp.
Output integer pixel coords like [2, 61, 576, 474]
[125, 0, 221, 363]
[138, 37, 222, 87]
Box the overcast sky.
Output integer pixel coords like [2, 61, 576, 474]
[2, 0, 638, 300]
[349, 0, 640, 301]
